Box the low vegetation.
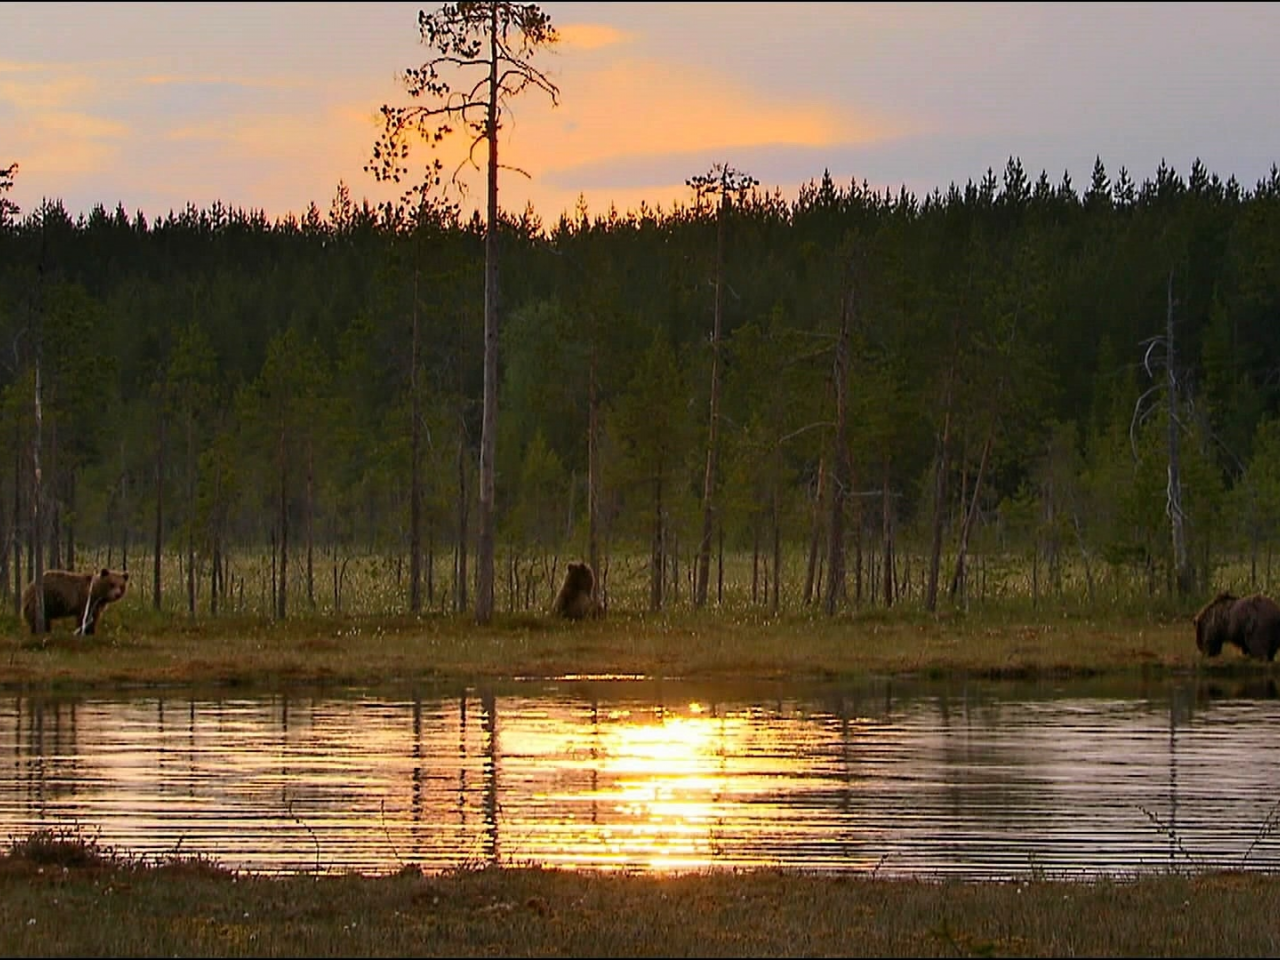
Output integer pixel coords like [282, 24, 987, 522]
[4, 590, 1280, 956]
[0, 596, 1237, 693]
[2, 825, 1280, 957]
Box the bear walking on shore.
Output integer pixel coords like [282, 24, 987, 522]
[1193, 590, 1280, 661]
[22, 568, 130, 635]
[552, 561, 602, 620]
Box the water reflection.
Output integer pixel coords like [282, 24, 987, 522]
[3, 676, 1279, 879]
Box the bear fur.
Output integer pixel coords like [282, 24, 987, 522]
[1193, 590, 1280, 661]
[22, 568, 130, 636]
[552, 561, 601, 620]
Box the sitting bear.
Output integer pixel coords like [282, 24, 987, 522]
[22, 567, 130, 635]
[552, 561, 602, 620]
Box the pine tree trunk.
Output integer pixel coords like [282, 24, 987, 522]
[186, 411, 195, 616]
[881, 455, 895, 608]
[804, 457, 825, 605]
[926, 366, 954, 613]
[949, 430, 994, 603]
[823, 277, 854, 616]
[153, 403, 164, 613]
[455, 431, 469, 614]
[276, 425, 288, 620]
[475, 5, 500, 625]
[410, 257, 422, 614]
[1166, 270, 1192, 595]
[695, 194, 727, 608]
[587, 339, 600, 576]
[32, 358, 45, 632]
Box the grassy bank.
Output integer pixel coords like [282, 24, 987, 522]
[1, 830, 1277, 958]
[0, 600, 1248, 693]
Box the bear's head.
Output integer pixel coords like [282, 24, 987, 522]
[1192, 590, 1235, 657]
[91, 568, 130, 604]
[566, 562, 595, 593]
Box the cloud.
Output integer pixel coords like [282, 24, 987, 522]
[514, 52, 913, 197]
[0, 69, 98, 111]
[556, 22, 631, 50]
[140, 72, 309, 91]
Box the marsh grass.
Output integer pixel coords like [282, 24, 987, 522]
[0, 597, 1248, 693]
[2, 826, 1280, 957]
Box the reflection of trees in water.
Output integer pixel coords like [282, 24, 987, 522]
[9, 696, 80, 812]
[6, 680, 1280, 877]
[482, 688, 498, 867]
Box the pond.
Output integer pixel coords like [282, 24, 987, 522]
[3, 673, 1279, 880]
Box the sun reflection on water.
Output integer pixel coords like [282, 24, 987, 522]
[5, 680, 1280, 879]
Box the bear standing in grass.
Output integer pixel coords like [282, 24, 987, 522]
[552, 561, 601, 620]
[22, 568, 130, 635]
[1193, 590, 1280, 661]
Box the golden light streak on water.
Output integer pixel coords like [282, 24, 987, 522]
[2, 678, 1279, 879]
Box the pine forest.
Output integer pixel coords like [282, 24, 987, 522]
[2, 154, 1279, 622]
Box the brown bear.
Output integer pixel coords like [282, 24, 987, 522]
[22, 568, 130, 636]
[1193, 590, 1280, 661]
[552, 561, 601, 620]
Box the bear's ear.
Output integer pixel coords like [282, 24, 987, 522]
[99, 567, 110, 578]
[121, 570, 130, 581]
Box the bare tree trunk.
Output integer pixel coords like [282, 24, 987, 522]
[64, 470, 74, 571]
[717, 523, 724, 604]
[455, 431, 469, 613]
[949, 430, 994, 603]
[771, 490, 782, 613]
[751, 522, 760, 604]
[823, 278, 853, 617]
[427, 519, 435, 607]
[48, 420, 59, 570]
[153, 404, 164, 612]
[276, 426, 288, 620]
[925, 362, 955, 613]
[881, 455, 895, 608]
[32, 357, 45, 632]
[210, 538, 220, 617]
[11, 417, 23, 615]
[804, 457, 825, 604]
[1166, 270, 1191, 596]
[695, 193, 727, 608]
[587, 339, 600, 575]
[650, 475, 664, 611]
[409, 260, 422, 614]
[186, 410, 195, 616]
[475, 4, 501, 625]
[120, 440, 129, 576]
[306, 440, 314, 609]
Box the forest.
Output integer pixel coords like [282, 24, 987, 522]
[1, 152, 1279, 622]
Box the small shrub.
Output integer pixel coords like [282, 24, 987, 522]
[5, 825, 121, 870]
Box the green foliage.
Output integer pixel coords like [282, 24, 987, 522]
[607, 330, 694, 512]
[1, 155, 1279, 617]
[503, 429, 568, 551]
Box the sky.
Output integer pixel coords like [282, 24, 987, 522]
[5, 2, 1280, 225]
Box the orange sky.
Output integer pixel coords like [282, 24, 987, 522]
[4, 2, 1280, 225]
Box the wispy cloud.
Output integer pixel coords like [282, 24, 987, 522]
[556, 22, 631, 50]
[140, 72, 310, 90]
[0, 70, 98, 111]
[521, 54, 912, 192]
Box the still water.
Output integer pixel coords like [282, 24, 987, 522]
[3, 675, 1279, 880]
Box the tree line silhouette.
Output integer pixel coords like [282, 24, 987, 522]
[2, 152, 1279, 620]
